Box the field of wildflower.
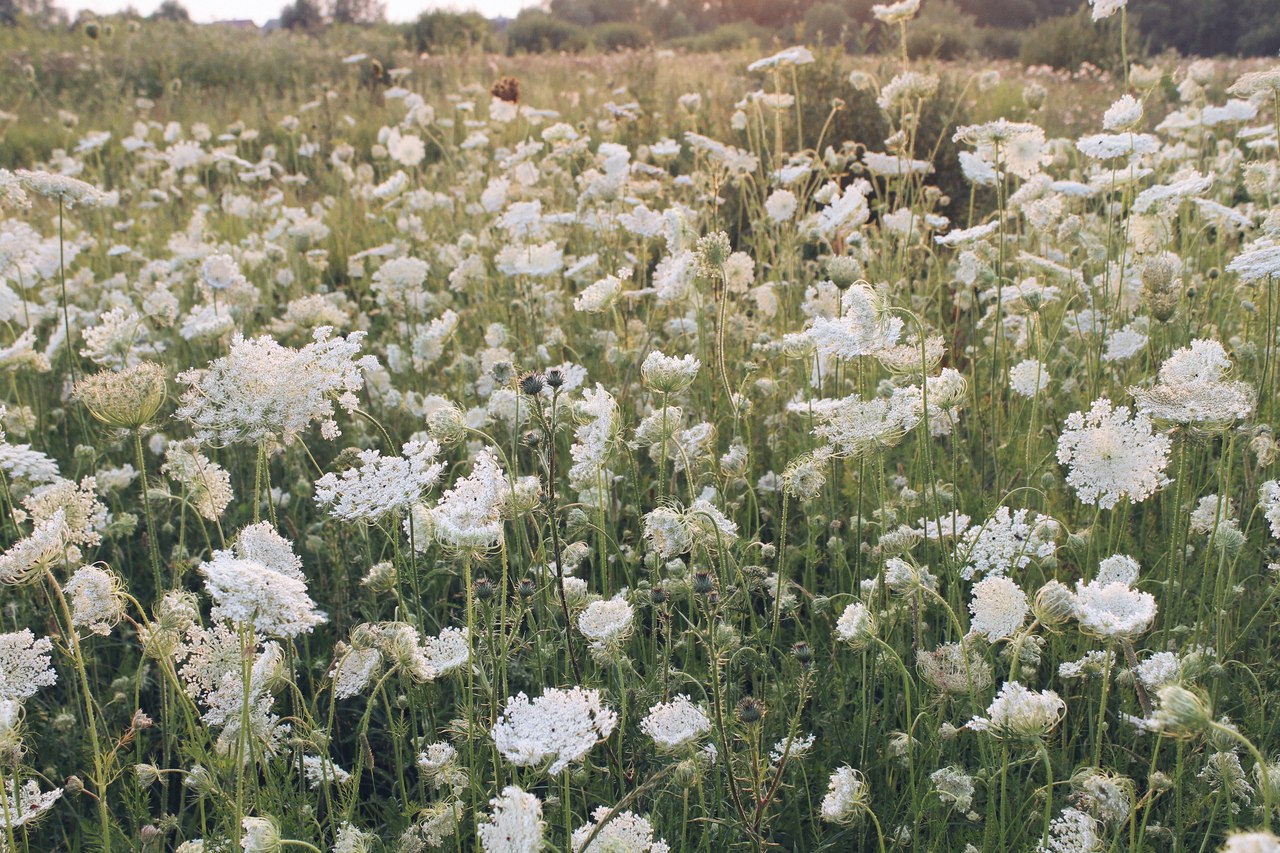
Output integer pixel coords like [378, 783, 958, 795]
[3, 2, 1280, 851]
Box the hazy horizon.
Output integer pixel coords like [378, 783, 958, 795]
[60, 0, 538, 25]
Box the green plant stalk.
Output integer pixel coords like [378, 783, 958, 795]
[134, 429, 163, 591]
[47, 568, 112, 851]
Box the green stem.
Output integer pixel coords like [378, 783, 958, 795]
[47, 569, 112, 851]
[134, 430, 163, 591]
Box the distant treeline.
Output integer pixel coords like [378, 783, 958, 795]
[3, 0, 1277, 63]
[508, 0, 1280, 60]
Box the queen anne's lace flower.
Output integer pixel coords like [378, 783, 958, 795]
[1096, 554, 1141, 586]
[0, 509, 72, 585]
[572, 808, 670, 853]
[765, 189, 797, 222]
[173, 623, 286, 753]
[835, 601, 876, 648]
[1130, 339, 1256, 426]
[1260, 481, 1280, 540]
[163, 440, 233, 521]
[371, 256, 429, 308]
[686, 498, 738, 549]
[493, 687, 617, 775]
[797, 389, 921, 458]
[23, 476, 109, 547]
[807, 284, 903, 361]
[1077, 133, 1159, 160]
[1037, 807, 1103, 853]
[575, 270, 628, 313]
[641, 351, 700, 394]
[301, 754, 351, 789]
[969, 576, 1029, 641]
[314, 440, 444, 522]
[0, 778, 62, 828]
[417, 447, 509, 552]
[1009, 359, 1049, 397]
[417, 741, 466, 790]
[63, 564, 125, 636]
[578, 595, 634, 656]
[820, 766, 870, 825]
[1074, 580, 1157, 639]
[1222, 830, 1280, 853]
[640, 694, 711, 751]
[918, 641, 992, 696]
[176, 327, 376, 446]
[421, 626, 470, 678]
[332, 645, 382, 699]
[953, 120, 1047, 179]
[747, 46, 815, 72]
[15, 169, 104, 206]
[198, 523, 325, 637]
[642, 506, 691, 558]
[0, 629, 57, 700]
[956, 506, 1056, 580]
[478, 786, 544, 853]
[1056, 398, 1170, 508]
[569, 385, 617, 490]
[1103, 94, 1143, 131]
[241, 816, 282, 853]
[770, 732, 816, 764]
[969, 681, 1065, 740]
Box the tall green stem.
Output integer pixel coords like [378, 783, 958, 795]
[47, 569, 111, 851]
[134, 430, 163, 590]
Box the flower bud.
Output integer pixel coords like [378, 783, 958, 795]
[1153, 684, 1212, 737]
[1033, 580, 1076, 627]
[135, 763, 161, 788]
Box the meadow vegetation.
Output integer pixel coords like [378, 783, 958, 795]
[0, 2, 1280, 852]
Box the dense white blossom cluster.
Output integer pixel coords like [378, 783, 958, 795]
[176, 327, 376, 445]
[1056, 398, 1171, 508]
[493, 687, 617, 775]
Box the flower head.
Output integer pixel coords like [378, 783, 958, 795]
[1056, 398, 1170, 508]
[969, 681, 1065, 740]
[493, 688, 617, 775]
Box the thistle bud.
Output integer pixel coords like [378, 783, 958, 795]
[792, 641, 814, 667]
[518, 372, 545, 396]
[516, 578, 536, 600]
[736, 697, 764, 725]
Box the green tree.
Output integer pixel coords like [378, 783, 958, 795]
[407, 10, 491, 53]
[149, 0, 190, 22]
[1, 0, 64, 26]
[1019, 7, 1123, 71]
[804, 1, 857, 49]
[592, 20, 652, 50]
[280, 0, 324, 31]
[329, 0, 384, 25]
[506, 9, 589, 53]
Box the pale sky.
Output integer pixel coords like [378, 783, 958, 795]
[64, 0, 537, 25]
